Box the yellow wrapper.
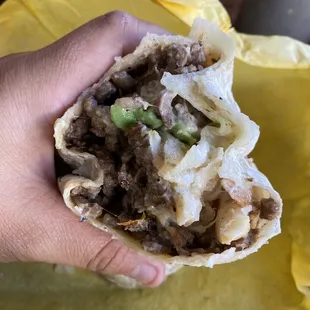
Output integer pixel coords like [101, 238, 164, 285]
[157, 0, 310, 68]
[0, 0, 310, 309]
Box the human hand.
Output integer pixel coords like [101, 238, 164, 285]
[0, 11, 167, 287]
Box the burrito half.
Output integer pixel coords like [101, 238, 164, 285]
[54, 18, 282, 283]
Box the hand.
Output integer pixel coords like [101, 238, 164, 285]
[0, 11, 167, 287]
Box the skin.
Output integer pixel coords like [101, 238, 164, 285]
[0, 11, 169, 288]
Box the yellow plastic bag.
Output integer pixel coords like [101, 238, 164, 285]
[0, 1, 310, 309]
[157, 0, 310, 68]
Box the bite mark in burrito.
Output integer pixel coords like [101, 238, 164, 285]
[54, 18, 282, 271]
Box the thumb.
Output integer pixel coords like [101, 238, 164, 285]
[26, 197, 166, 287]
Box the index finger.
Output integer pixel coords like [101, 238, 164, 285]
[17, 11, 169, 118]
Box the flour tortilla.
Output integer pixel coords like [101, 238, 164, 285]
[54, 18, 282, 288]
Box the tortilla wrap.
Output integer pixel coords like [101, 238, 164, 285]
[54, 18, 282, 288]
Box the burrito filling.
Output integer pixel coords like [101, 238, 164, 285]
[64, 42, 279, 256]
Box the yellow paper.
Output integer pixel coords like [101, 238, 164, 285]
[0, 1, 310, 309]
[158, 0, 310, 68]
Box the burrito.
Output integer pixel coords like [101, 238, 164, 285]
[54, 18, 282, 285]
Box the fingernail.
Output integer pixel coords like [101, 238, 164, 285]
[130, 263, 158, 285]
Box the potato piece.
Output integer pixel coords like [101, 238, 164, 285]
[216, 201, 251, 245]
